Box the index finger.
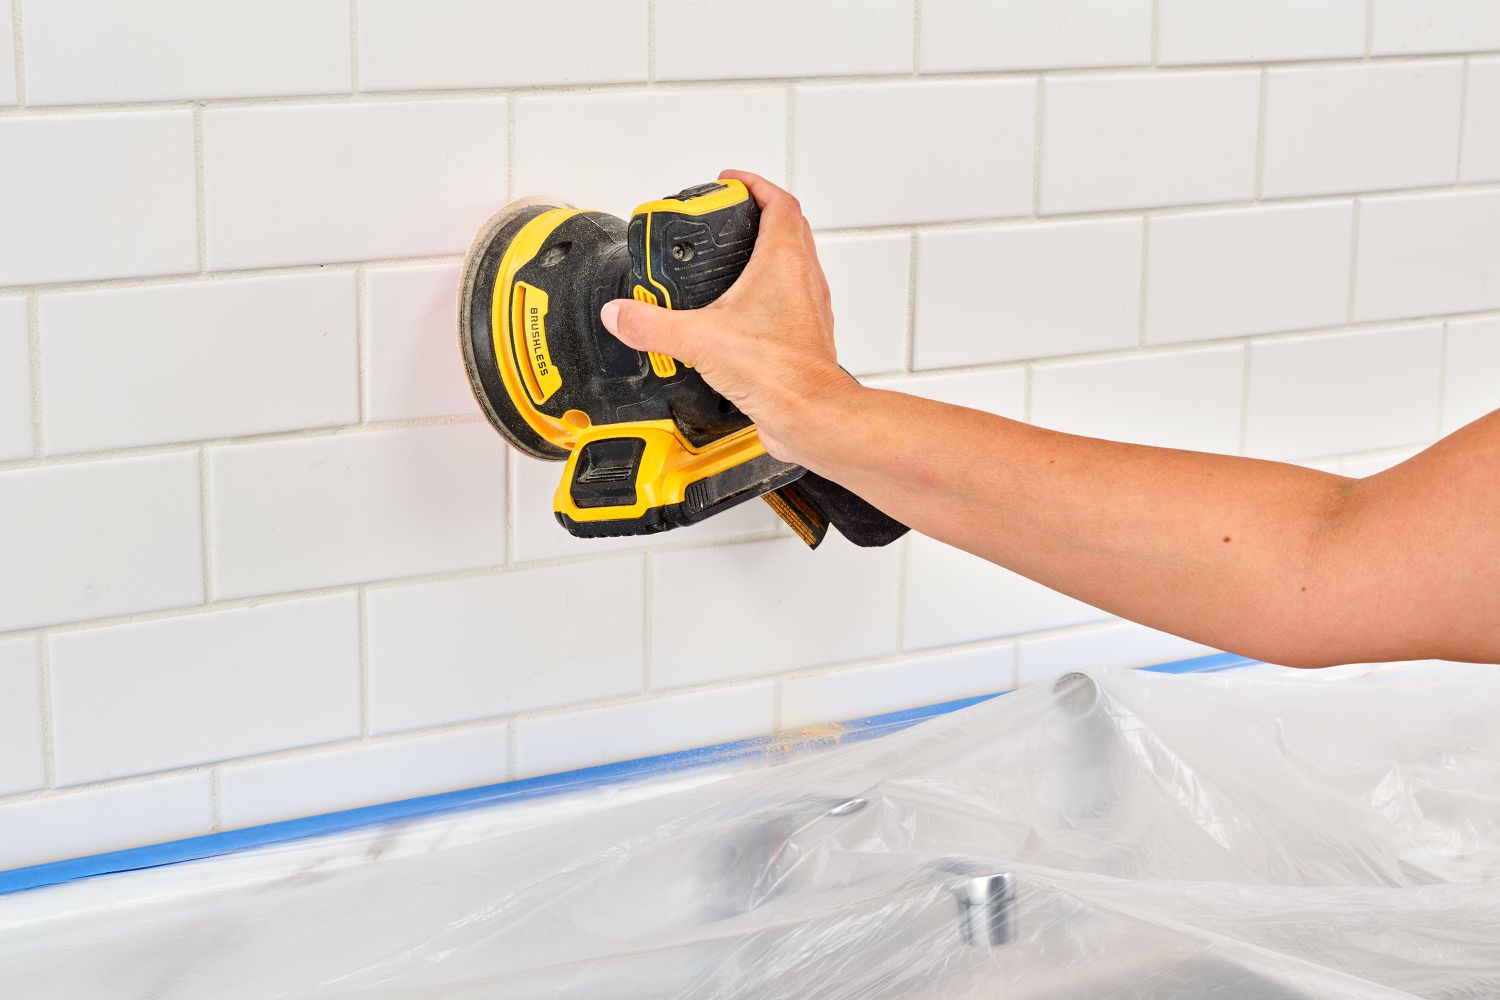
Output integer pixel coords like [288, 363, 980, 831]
[718, 169, 810, 250]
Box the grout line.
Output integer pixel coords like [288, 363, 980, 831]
[26, 291, 41, 455]
[357, 589, 371, 737]
[209, 769, 223, 832]
[0, 413, 486, 474]
[911, 0, 922, 74]
[505, 719, 518, 781]
[1364, 0, 1376, 58]
[894, 534, 909, 651]
[1021, 362, 1034, 423]
[641, 553, 654, 690]
[1253, 68, 1268, 200]
[1346, 198, 1362, 323]
[1150, 0, 1161, 67]
[1031, 77, 1045, 216]
[348, 0, 360, 93]
[0, 529, 787, 645]
[2, 54, 1496, 118]
[1, 301, 1492, 486]
[7, 179, 1500, 299]
[0, 254, 466, 298]
[1236, 343, 1253, 455]
[10, 0, 23, 104]
[646, 0, 657, 84]
[192, 104, 207, 271]
[1435, 321, 1451, 435]
[503, 450, 516, 565]
[1456, 58, 1471, 183]
[505, 91, 516, 200]
[197, 447, 214, 601]
[783, 84, 795, 184]
[36, 633, 55, 789]
[903, 232, 917, 371]
[1136, 214, 1151, 346]
[354, 267, 368, 423]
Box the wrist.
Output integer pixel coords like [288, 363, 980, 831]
[771, 373, 868, 471]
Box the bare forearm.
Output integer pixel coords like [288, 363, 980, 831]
[792, 386, 1361, 666]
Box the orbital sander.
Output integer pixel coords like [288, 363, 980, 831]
[459, 178, 907, 549]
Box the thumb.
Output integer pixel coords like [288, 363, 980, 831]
[600, 299, 703, 365]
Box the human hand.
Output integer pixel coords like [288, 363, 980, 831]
[598, 169, 860, 465]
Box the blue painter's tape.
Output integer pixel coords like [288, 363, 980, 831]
[0, 653, 1254, 898]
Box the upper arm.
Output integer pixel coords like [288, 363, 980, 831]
[1315, 409, 1500, 664]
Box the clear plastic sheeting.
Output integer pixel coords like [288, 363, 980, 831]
[3, 662, 1499, 998]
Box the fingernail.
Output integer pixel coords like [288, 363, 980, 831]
[600, 300, 621, 333]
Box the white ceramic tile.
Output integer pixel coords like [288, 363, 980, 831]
[817, 234, 910, 377]
[359, 0, 645, 91]
[1145, 202, 1353, 344]
[0, 453, 202, 631]
[1040, 72, 1259, 214]
[1371, 0, 1500, 55]
[658, 0, 911, 79]
[914, 219, 1142, 368]
[1016, 621, 1216, 685]
[0, 112, 196, 286]
[1158, 0, 1366, 64]
[210, 424, 505, 599]
[920, 0, 1150, 71]
[1030, 345, 1245, 454]
[509, 450, 780, 563]
[0, 638, 44, 797]
[795, 81, 1036, 228]
[514, 683, 775, 778]
[1245, 325, 1443, 460]
[1262, 63, 1463, 199]
[0, 0, 14, 105]
[49, 595, 360, 785]
[367, 558, 645, 734]
[1443, 317, 1500, 433]
[1462, 59, 1500, 183]
[869, 369, 1027, 419]
[0, 774, 212, 871]
[22, 0, 349, 105]
[40, 273, 358, 454]
[781, 644, 1014, 729]
[364, 263, 478, 421]
[514, 90, 785, 219]
[203, 99, 507, 270]
[220, 724, 509, 829]
[0, 296, 29, 461]
[1353, 190, 1500, 322]
[1338, 447, 1422, 478]
[651, 533, 900, 688]
[904, 534, 1109, 650]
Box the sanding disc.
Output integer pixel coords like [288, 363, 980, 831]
[457, 197, 574, 460]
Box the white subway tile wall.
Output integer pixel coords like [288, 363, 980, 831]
[1261, 63, 1463, 199]
[914, 219, 1142, 367]
[1144, 202, 1353, 344]
[0, 296, 29, 461]
[21, 0, 351, 105]
[1, 5, 1494, 868]
[40, 273, 359, 453]
[1029, 345, 1245, 453]
[1463, 59, 1500, 182]
[49, 596, 361, 784]
[0, 0, 15, 106]
[1157, 0, 1366, 65]
[0, 639, 44, 797]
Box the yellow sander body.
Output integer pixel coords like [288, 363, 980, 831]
[458, 179, 907, 548]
